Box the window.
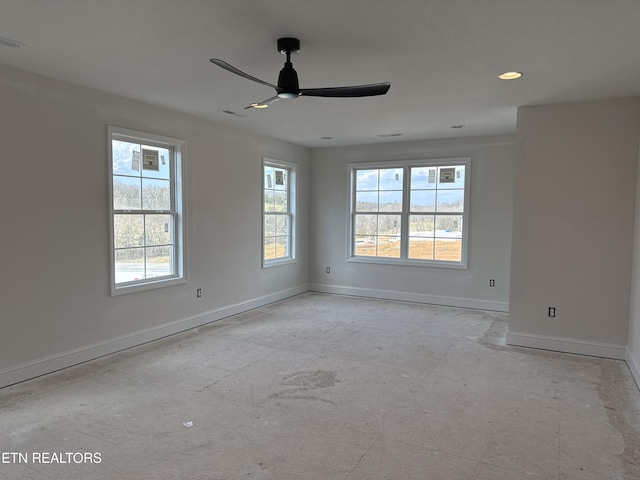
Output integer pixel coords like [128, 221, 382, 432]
[263, 158, 296, 266]
[350, 157, 469, 268]
[108, 126, 185, 294]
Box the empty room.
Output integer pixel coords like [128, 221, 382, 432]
[1, 1, 640, 479]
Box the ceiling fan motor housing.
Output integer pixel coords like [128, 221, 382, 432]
[277, 65, 299, 97]
[277, 38, 301, 97]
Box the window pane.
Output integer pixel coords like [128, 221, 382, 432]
[410, 190, 436, 212]
[435, 239, 462, 262]
[145, 214, 172, 246]
[275, 236, 289, 258]
[114, 214, 144, 248]
[437, 189, 464, 212]
[409, 214, 434, 236]
[356, 191, 378, 212]
[437, 166, 465, 188]
[378, 214, 401, 238]
[264, 166, 275, 189]
[264, 214, 276, 237]
[275, 215, 288, 236]
[354, 236, 376, 256]
[141, 147, 171, 180]
[355, 214, 378, 235]
[146, 246, 173, 278]
[379, 191, 402, 212]
[264, 239, 276, 260]
[436, 215, 463, 238]
[115, 248, 145, 283]
[356, 169, 379, 191]
[410, 167, 438, 190]
[274, 190, 288, 212]
[264, 190, 275, 212]
[377, 236, 401, 258]
[379, 168, 403, 190]
[409, 238, 434, 260]
[273, 168, 288, 190]
[264, 236, 289, 260]
[113, 176, 141, 210]
[112, 140, 142, 177]
[142, 179, 170, 210]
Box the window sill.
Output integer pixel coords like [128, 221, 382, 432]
[348, 256, 467, 270]
[111, 276, 186, 296]
[263, 257, 297, 269]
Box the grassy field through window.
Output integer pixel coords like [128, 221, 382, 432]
[355, 239, 461, 261]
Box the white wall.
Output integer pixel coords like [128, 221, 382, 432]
[308, 136, 515, 311]
[508, 98, 640, 359]
[628, 135, 640, 385]
[0, 64, 309, 387]
[5, 61, 639, 389]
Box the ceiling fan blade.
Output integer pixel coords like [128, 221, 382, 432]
[210, 58, 277, 90]
[299, 82, 390, 98]
[244, 95, 281, 110]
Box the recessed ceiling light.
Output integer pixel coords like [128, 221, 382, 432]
[320, 136, 333, 140]
[451, 125, 465, 129]
[250, 103, 269, 109]
[376, 133, 403, 138]
[498, 71, 523, 80]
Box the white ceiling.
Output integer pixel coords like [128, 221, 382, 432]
[2, 1, 640, 148]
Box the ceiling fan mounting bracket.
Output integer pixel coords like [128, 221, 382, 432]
[277, 37, 300, 55]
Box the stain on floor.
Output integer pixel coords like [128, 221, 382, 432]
[269, 370, 339, 403]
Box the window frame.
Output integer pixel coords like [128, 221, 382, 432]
[262, 157, 297, 268]
[348, 157, 470, 269]
[108, 126, 187, 295]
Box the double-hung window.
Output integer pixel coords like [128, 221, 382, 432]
[263, 158, 296, 266]
[350, 157, 469, 268]
[108, 126, 185, 294]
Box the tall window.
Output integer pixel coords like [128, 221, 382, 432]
[108, 126, 185, 294]
[350, 157, 469, 268]
[263, 158, 296, 266]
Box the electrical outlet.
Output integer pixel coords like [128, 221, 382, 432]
[489, 279, 495, 287]
[326, 267, 331, 274]
[548, 307, 556, 318]
[197, 288, 202, 298]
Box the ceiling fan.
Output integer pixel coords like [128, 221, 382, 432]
[210, 37, 390, 109]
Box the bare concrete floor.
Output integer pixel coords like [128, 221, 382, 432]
[1, 293, 640, 479]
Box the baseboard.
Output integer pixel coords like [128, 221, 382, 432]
[506, 331, 626, 360]
[626, 348, 640, 390]
[0, 285, 308, 389]
[308, 283, 509, 312]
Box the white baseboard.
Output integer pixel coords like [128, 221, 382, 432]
[13, 284, 636, 390]
[308, 283, 509, 312]
[506, 331, 626, 360]
[626, 348, 640, 390]
[0, 285, 308, 389]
